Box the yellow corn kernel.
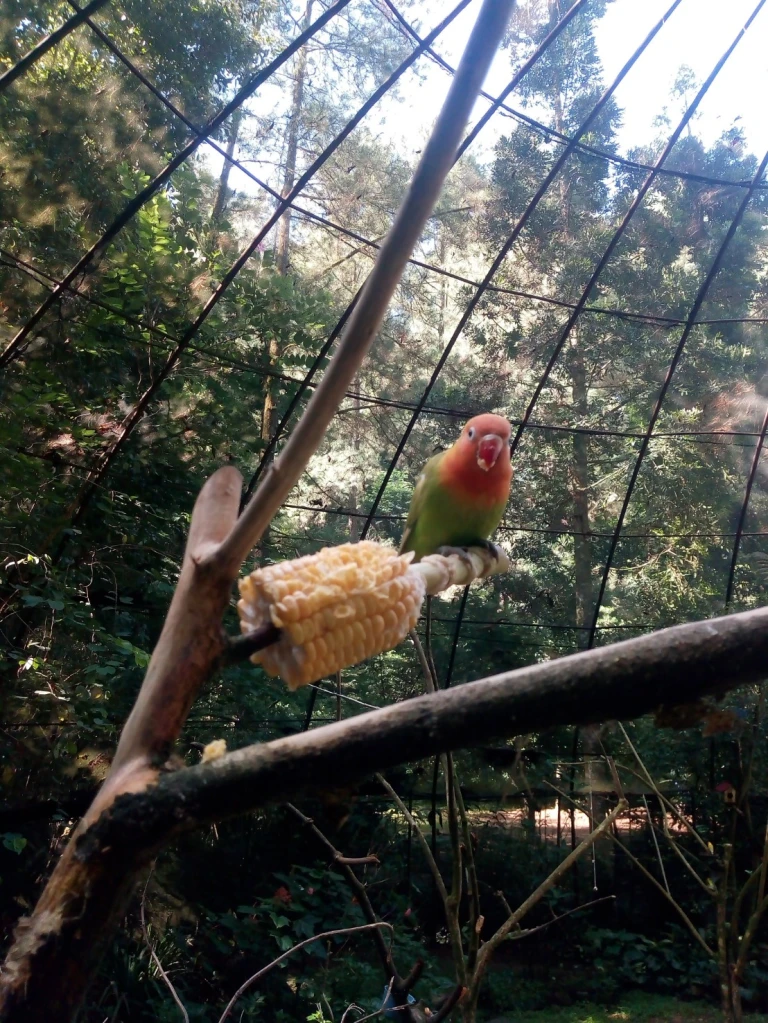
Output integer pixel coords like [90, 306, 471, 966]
[201, 739, 227, 763]
[237, 542, 425, 690]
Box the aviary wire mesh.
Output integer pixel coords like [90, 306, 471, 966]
[3, 0, 768, 721]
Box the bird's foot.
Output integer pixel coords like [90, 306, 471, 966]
[436, 545, 477, 573]
[471, 539, 503, 562]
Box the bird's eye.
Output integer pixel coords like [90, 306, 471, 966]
[467, 427, 475, 439]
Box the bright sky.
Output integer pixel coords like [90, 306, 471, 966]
[221, 0, 768, 204]
[368, 0, 768, 166]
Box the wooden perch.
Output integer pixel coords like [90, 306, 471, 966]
[53, 603, 768, 833]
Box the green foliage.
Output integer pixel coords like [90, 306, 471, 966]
[1, 833, 27, 855]
[512, 991, 768, 1022]
[572, 927, 715, 1002]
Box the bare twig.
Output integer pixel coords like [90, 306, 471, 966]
[430, 984, 465, 1022]
[217, 923, 392, 1023]
[140, 875, 189, 1023]
[734, 823, 768, 977]
[757, 818, 768, 910]
[617, 723, 712, 856]
[658, 823, 713, 896]
[407, 632, 469, 983]
[442, 755, 466, 982]
[377, 771, 469, 988]
[376, 776, 448, 905]
[717, 842, 735, 1012]
[618, 835, 714, 957]
[643, 795, 670, 894]
[340, 976, 391, 1023]
[452, 777, 481, 972]
[285, 804, 397, 983]
[409, 632, 437, 695]
[547, 779, 715, 959]
[627, 752, 712, 897]
[285, 803, 422, 1019]
[474, 801, 626, 980]
[506, 894, 616, 940]
[496, 890, 513, 916]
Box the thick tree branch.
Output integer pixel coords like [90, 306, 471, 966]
[90, 603, 768, 832]
[108, 467, 241, 779]
[20, 602, 762, 861]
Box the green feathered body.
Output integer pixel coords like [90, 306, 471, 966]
[399, 451, 508, 562]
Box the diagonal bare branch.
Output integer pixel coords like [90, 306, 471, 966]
[214, 0, 517, 573]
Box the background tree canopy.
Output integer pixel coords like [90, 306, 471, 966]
[3, 0, 768, 1020]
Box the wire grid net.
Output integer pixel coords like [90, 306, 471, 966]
[2, 0, 768, 715]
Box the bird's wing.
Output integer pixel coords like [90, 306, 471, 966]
[399, 452, 442, 554]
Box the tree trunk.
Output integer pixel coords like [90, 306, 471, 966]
[260, 336, 281, 446]
[551, 33, 592, 639]
[274, 0, 313, 274]
[348, 385, 362, 541]
[437, 228, 447, 343]
[210, 109, 243, 228]
[720, 966, 742, 1023]
[261, 0, 312, 450]
[570, 351, 593, 638]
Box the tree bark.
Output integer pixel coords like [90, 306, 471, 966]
[261, 1, 313, 446]
[571, 350, 593, 636]
[274, 0, 313, 274]
[210, 109, 243, 227]
[348, 385, 362, 541]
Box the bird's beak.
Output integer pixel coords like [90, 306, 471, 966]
[477, 433, 504, 471]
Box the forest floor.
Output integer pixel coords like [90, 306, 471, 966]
[510, 991, 768, 1022]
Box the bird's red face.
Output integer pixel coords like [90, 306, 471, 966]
[460, 413, 512, 473]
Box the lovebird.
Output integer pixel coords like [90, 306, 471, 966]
[399, 413, 513, 562]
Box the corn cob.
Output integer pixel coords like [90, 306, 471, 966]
[237, 541, 510, 690]
[237, 542, 425, 690]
